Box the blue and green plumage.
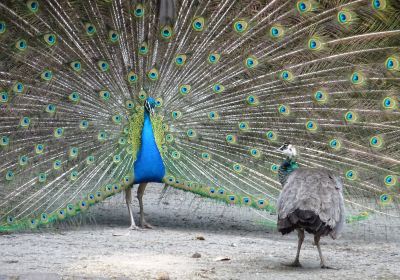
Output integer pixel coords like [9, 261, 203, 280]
[0, 0, 399, 233]
[133, 98, 166, 184]
[278, 159, 299, 187]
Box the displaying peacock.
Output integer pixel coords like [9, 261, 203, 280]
[0, 0, 399, 233]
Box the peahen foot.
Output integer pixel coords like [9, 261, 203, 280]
[285, 260, 302, 268]
[140, 220, 153, 229]
[321, 264, 338, 270]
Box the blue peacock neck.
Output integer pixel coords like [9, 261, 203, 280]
[278, 157, 299, 186]
[132, 109, 166, 184]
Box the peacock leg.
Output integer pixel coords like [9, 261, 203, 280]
[289, 229, 304, 267]
[137, 182, 153, 229]
[125, 186, 139, 230]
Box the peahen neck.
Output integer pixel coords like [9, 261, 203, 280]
[133, 110, 165, 184]
[278, 157, 299, 186]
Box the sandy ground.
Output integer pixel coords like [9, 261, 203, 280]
[1, 183, 400, 280]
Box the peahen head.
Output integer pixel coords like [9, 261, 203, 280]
[144, 97, 156, 116]
[277, 143, 297, 159]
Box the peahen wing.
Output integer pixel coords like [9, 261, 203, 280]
[277, 169, 345, 236]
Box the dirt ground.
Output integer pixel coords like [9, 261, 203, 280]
[1, 183, 399, 280]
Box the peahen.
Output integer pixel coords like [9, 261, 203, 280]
[0, 0, 399, 234]
[276, 143, 345, 268]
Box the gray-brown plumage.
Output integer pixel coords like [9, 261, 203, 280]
[277, 144, 345, 268]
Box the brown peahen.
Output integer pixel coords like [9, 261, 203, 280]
[277, 143, 345, 268]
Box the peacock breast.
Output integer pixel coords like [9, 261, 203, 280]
[133, 113, 165, 183]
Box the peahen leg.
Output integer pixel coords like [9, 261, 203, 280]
[125, 186, 139, 230]
[289, 229, 304, 267]
[314, 234, 332, 269]
[137, 182, 152, 229]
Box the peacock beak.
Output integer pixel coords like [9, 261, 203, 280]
[150, 108, 155, 116]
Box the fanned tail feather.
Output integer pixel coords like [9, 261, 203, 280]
[0, 0, 399, 232]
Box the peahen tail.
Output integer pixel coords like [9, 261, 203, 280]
[0, 0, 399, 232]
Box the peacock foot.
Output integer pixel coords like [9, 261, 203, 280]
[129, 225, 140, 230]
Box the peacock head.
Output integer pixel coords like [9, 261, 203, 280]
[277, 143, 297, 159]
[144, 97, 156, 116]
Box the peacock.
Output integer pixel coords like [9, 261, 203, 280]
[0, 0, 399, 235]
[277, 143, 345, 268]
